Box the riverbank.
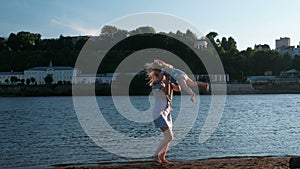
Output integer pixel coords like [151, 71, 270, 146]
[52, 156, 296, 169]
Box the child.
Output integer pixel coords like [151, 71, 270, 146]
[153, 59, 209, 102]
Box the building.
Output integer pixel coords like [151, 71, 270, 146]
[247, 69, 300, 84]
[195, 74, 229, 83]
[276, 37, 290, 49]
[194, 37, 208, 49]
[254, 44, 270, 51]
[280, 69, 300, 77]
[278, 45, 300, 58]
[275, 37, 300, 58]
[23, 61, 78, 85]
[0, 71, 24, 84]
[75, 73, 113, 84]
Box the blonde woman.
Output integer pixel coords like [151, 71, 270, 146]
[144, 62, 180, 164]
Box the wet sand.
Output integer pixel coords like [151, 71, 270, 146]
[52, 156, 297, 169]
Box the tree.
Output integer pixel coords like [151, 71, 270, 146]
[206, 32, 220, 51]
[184, 29, 197, 45]
[176, 30, 184, 37]
[5, 79, 9, 83]
[30, 77, 36, 84]
[206, 32, 218, 40]
[10, 76, 18, 84]
[64, 81, 71, 85]
[44, 74, 53, 84]
[20, 79, 25, 85]
[220, 37, 238, 54]
[6, 31, 41, 51]
[26, 79, 31, 85]
[130, 26, 156, 35]
[100, 25, 128, 43]
[57, 80, 63, 85]
[293, 55, 300, 70]
[0, 37, 6, 50]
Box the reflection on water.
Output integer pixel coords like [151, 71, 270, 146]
[1, 95, 300, 168]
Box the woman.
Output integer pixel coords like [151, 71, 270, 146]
[145, 63, 180, 164]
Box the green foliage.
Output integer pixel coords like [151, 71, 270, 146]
[294, 55, 300, 70]
[205, 32, 296, 80]
[0, 29, 299, 81]
[44, 75, 53, 84]
[10, 76, 18, 83]
[26, 79, 30, 85]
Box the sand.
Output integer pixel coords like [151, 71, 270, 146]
[52, 156, 298, 169]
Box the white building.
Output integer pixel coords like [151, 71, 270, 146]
[194, 74, 229, 83]
[278, 46, 300, 58]
[194, 38, 208, 49]
[0, 71, 24, 84]
[292, 46, 300, 57]
[275, 38, 300, 58]
[276, 37, 290, 49]
[247, 69, 300, 84]
[75, 74, 113, 84]
[23, 61, 78, 85]
[254, 44, 270, 51]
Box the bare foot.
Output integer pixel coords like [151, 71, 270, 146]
[205, 83, 210, 92]
[191, 93, 195, 102]
[161, 159, 171, 164]
[161, 159, 178, 165]
[154, 155, 162, 164]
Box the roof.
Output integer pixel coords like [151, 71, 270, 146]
[26, 66, 74, 71]
[254, 44, 270, 49]
[25, 60, 75, 71]
[286, 69, 300, 73]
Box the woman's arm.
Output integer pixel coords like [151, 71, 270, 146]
[171, 82, 181, 92]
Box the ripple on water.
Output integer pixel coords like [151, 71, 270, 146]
[1, 95, 300, 168]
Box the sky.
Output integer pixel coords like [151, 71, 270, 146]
[0, 0, 299, 50]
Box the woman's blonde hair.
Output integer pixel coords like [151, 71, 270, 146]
[144, 60, 161, 86]
[144, 59, 173, 86]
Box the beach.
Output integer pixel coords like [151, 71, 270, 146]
[52, 156, 295, 169]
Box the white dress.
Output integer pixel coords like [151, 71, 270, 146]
[152, 84, 172, 128]
[161, 67, 188, 80]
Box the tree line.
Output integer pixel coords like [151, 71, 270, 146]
[1, 26, 300, 81]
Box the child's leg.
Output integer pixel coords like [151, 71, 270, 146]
[186, 77, 206, 87]
[177, 78, 194, 96]
[185, 77, 209, 92]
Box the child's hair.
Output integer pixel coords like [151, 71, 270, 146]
[143, 59, 173, 86]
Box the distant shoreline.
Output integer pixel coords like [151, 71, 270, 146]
[0, 84, 300, 97]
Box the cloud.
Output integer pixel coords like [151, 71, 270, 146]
[51, 17, 98, 36]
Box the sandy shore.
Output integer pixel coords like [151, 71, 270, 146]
[52, 156, 297, 169]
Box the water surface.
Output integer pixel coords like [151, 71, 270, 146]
[1, 95, 300, 168]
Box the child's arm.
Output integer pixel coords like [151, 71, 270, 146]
[169, 75, 180, 92]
